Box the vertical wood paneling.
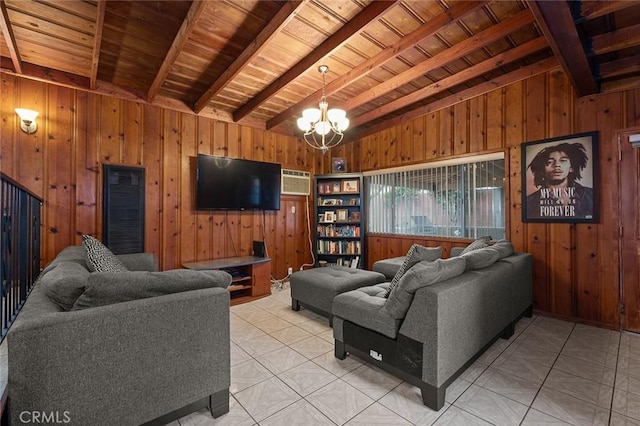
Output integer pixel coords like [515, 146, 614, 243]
[400, 122, 412, 163]
[17, 78, 46, 199]
[161, 110, 180, 270]
[180, 114, 197, 264]
[1, 75, 17, 178]
[75, 90, 93, 241]
[486, 88, 503, 150]
[196, 117, 213, 261]
[454, 102, 469, 156]
[142, 104, 162, 260]
[412, 116, 425, 163]
[439, 107, 453, 157]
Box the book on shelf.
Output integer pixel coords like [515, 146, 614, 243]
[350, 256, 360, 268]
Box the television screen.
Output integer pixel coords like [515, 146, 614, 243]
[195, 155, 281, 210]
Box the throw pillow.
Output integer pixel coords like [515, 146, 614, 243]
[82, 235, 129, 273]
[384, 244, 442, 298]
[40, 262, 91, 310]
[384, 257, 466, 319]
[491, 240, 514, 259]
[460, 235, 492, 255]
[71, 269, 232, 310]
[461, 247, 501, 270]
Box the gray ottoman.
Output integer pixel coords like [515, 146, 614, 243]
[290, 266, 387, 325]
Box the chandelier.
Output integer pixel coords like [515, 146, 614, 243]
[297, 65, 349, 153]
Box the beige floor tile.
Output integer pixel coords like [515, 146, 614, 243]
[259, 399, 333, 426]
[616, 371, 640, 396]
[230, 342, 252, 367]
[618, 356, 640, 380]
[289, 336, 333, 359]
[233, 308, 277, 324]
[234, 377, 301, 422]
[342, 363, 402, 400]
[255, 346, 308, 375]
[278, 360, 338, 397]
[561, 341, 618, 369]
[520, 408, 571, 425]
[544, 369, 613, 408]
[475, 367, 541, 406]
[613, 388, 640, 421]
[231, 323, 266, 344]
[345, 402, 413, 425]
[317, 328, 334, 344]
[253, 317, 294, 334]
[515, 328, 567, 353]
[236, 333, 285, 358]
[493, 351, 552, 384]
[230, 359, 273, 394]
[532, 387, 610, 426]
[432, 405, 492, 426]
[553, 354, 616, 386]
[445, 377, 472, 404]
[454, 384, 528, 425]
[610, 412, 640, 425]
[312, 351, 363, 377]
[178, 396, 254, 426]
[306, 379, 374, 425]
[297, 317, 332, 335]
[378, 382, 448, 425]
[269, 325, 313, 346]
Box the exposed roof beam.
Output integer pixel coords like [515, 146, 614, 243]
[266, 0, 487, 130]
[232, 0, 398, 122]
[598, 55, 640, 80]
[591, 23, 640, 55]
[527, 0, 598, 97]
[193, 1, 306, 114]
[339, 9, 535, 116]
[0, 0, 22, 73]
[348, 56, 560, 141]
[0, 57, 89, 89]
[147, 0, 208, 103]
[576, 1, 637, 22]
[89, 0, 106, 89]
[350, 36, 548, 128]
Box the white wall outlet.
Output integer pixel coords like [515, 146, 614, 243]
[291, 206, 296, 214]
[288, 267, 293, 275]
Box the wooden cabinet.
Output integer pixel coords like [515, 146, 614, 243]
[314, 173, 365, 268]
[182, 256, 271, 305]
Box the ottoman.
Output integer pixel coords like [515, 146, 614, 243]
[290, 266, 387, 325]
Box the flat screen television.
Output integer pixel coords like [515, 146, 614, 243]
[195, 154, 281, 210]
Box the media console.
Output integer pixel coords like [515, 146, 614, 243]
[183, 256, 271, 305]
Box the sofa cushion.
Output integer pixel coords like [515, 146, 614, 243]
[71, 269, 232, 310]
[372, 256, 405, 280]
[491, 240, 514, 259]
[39, 262, 91, 310]
[384, 257, 466, 319]
[384, 245, 442, 298]
[460, 235, 491, 255]
[82, 235, 129, 273]
[333, 283, 401, 339]
[461, 247, 501, 270]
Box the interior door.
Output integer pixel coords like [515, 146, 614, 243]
[620, 129, 640, 332]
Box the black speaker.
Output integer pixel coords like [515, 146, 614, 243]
[253, 241, 265, 258]
[103, 165, 145, 254]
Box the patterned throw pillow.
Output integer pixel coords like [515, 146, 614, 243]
[460, 235, 492, 255]
[82, 235, 129, 273]
[384, 244, 441, 298]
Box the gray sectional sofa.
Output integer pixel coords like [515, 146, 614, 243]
[8, 245, 232, 425]
[332, 241, 533, 411]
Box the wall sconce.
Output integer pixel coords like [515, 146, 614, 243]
[15, 108, 39, 134]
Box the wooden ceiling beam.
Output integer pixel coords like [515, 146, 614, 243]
[576, 1, 636, 22]
[232, 0, 398, 122]
[350, 36, 548, 128]
[147, 0, 208, 103]
[598, 55, 640, 79]
[193, 0, 306, 114]
[347, 56, 559, 142]
[591, 23, 640, 55]
[527, 0, 598, 97]
[89, 0, 106, 89]
[0, 57, 89, 89]
[0, 0, 22, 73]
[266, 0, 487, 131]
[339, 9, 535, 115]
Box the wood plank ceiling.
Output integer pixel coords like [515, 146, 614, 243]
[1, 0, 639, 142]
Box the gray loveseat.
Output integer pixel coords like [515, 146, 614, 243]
[8, 245, 232, 425]
[332, 241, 533, 411]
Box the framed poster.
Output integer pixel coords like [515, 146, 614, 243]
[332, 157, 347, 173]
[521, 131, 598, 223]
[341, 179, 359, 193]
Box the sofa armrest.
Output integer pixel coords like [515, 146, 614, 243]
[116, 252, 159, 271]
[8, 287, 230, 425]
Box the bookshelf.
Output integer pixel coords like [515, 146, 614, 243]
[314, 173, 365, 268]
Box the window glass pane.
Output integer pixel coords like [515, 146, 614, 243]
[365, 155, 505, 240]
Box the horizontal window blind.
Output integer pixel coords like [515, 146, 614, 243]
[366, 155, 505, 240]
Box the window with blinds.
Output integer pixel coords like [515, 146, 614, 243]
[365, 153, 505, 240]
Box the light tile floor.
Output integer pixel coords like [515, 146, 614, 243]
[2, 284, 640, 426]
[172, 284, 640, 426]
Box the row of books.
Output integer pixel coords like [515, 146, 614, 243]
[317, 240, 362, 255]
[319, 256, 360, 268]
[317, 224, 361, 237]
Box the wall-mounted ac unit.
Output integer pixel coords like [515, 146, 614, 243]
[281, 169, 310, 195]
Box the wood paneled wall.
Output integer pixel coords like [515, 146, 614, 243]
[1, 74, 315, 278]
[333, 68, 640, 330]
